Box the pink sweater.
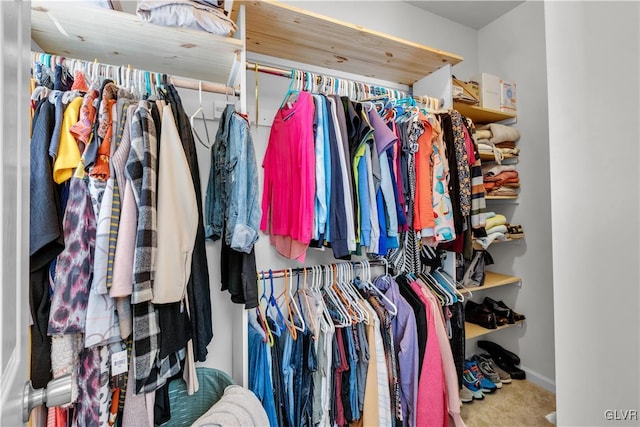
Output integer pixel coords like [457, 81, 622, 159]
[260, 91, 315, 262]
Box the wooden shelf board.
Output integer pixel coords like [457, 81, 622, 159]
[465, 321, 521, 340]
[453, 101, 516, 124]
[461, 271, 521, 294]
[472, 237, 520, 251]
[486, 195, 519, 200]
[234, 0, 463, 85]
[31, 2, 243, 83]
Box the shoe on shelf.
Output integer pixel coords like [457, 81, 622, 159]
[477, 340, 521, 365]
[465, 300, 498, 329]
[462, 367, 485, 400]
[460, 386, 474, 403]
[465, 359, 497, 393]
[473, 354, 502, 388]
[476, 353, 512, 384]
[483, 296, 514, 324]
[496, 299, 526, 322]
[506, 224, 524, 239]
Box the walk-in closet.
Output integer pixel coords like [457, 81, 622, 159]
[1, 1, 638, 427]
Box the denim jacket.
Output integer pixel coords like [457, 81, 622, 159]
[205, 104, 260, 253]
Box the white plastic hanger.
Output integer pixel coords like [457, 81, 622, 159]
[365, 260, 398, 316]
[190, 80, 212, 149]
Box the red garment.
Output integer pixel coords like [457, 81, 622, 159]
[69, 90, 99, 147]
[260, 91, 316, 262]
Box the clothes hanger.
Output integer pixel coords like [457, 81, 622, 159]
[266, 270, 287, 336]
[282, 269, 298, 340]
[254, 273, 274, 345]
[333, 264, 358, 324]
[189, 80, 212, 149]
[298, 268, 318, 339]
[313, 265, 335, 333]
[338, 263, 365, 323]
[287, 268, 306, 334]
[364, 260, 398, 316]
[323, 264, 350, 327]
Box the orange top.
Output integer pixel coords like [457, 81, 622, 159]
[414, 113, 435, 232]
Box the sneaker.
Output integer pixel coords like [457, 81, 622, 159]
[460, 386, 474, 403]
[473, 354, 502, 388]
[478, 353, 512, 384]
[462, 367, 485, 400]
[465, 359, 497, 393]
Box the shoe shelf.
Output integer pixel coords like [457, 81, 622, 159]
[461, 271, 521, 294]
[465, 320, 523, 340]
[485, 195, 519, 201]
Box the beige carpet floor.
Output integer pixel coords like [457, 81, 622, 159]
[453, 379, 556, 427]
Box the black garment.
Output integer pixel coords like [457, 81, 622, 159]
[29, 266, 52, 389]
[165, 85, 213, 362]
[440, 114, 464, 236]
[156, 302, 192, 358]
[448, 302, 466, 389]
[396, 275, 427, 374]
[220, 238, 258, 309]
[154, 382, 171, 425]
[29, 98, 60, 389]
[300, 330, 317, 427]
[324, 96, 349, 259]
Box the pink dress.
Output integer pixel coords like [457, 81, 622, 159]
[260, 91, 315, 262]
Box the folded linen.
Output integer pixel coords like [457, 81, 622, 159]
[481, 123, 520, 143]
[482, 163, 517, 177]
[485, 214, 507, 230]
[137, 0, 237, 36]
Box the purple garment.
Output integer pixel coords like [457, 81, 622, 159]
[374, 275, 419, 427]
[74, 346, 101, 426]
[368, 109, 398, 155]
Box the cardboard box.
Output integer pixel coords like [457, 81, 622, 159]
[471, 72, 501, 110]
[500, 80, 517, 112]
[452, 78, 479, 104]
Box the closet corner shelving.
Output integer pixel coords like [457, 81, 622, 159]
[233, 0, 463, 85]
[465, 321, 523, 340]
[453, 101, 516, 124]
[462, 271, 521, 294]
[30, 1, 243, 83]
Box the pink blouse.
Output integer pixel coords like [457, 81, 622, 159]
[260, 91, 316, 262]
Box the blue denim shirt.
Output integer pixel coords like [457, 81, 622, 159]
[205, 104, 261, 253]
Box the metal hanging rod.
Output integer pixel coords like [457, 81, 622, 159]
[245, 60, 409, 98]
[257, 258, 389, 280]
[31, 52, 240, 96]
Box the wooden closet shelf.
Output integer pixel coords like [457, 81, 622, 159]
[453, 101, 516, 124]
[472, 237, 521, 251]
[486, 195, 519, 201]
[31, 1, 243, 83]
[461, 271, 521, 294]
[465, 321, 522, 340]
[234, 0, 463, 85]
[479, 152, 518, 162]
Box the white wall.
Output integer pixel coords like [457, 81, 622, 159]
[545, 1, 640, 425]
[473, 1, 556, 390]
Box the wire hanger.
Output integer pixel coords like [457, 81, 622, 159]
[190, 80, 212, 149]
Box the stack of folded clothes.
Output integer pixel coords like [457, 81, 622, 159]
[482, 162, 520, 197]
[137, 0, 238, 36]
[476, 123, 520, 164]
[475, 211, 508, 249]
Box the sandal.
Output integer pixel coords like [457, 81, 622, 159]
[506, 224, 524, 239]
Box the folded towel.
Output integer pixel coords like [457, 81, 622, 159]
[474, 232, 507, 249]
[137, 0, 237, 36]
[483, 170, 519, 182]
[485, 214, 507, 230]
[475, 129, 492, 139]
[486, 224, 508, 235]
[484, 211, 496, 219]
[485, 123, 520, 143]
[482, 163, 517, 177]
[496, 141, 517, 149]
[487, 187, 519, 197]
